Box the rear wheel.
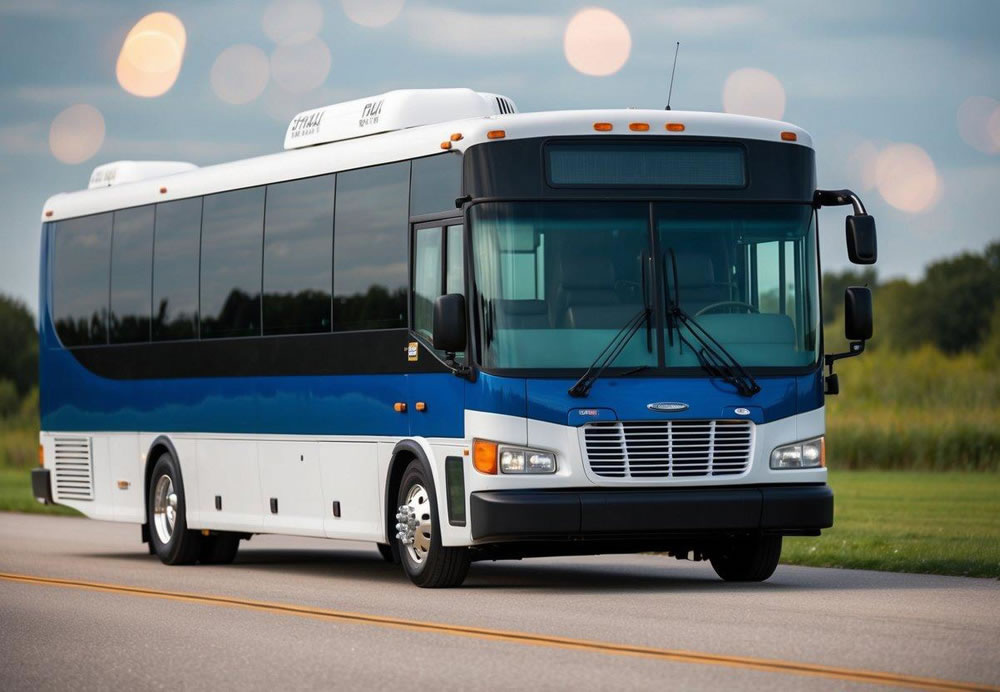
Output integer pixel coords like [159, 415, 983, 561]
[198, 533, 241, 565]
[147, 452, 201, 565]
[376, 543, 399, 564]
[395, 460, 469, 588]
[710, 535, 782, 582]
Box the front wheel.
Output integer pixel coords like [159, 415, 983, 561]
[395, 460, 469, 588]
[709, 535, 782, 582]
[147, 452, 202, 565]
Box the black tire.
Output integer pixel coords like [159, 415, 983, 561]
[376, 543, 399, 564]
[710, 535, 782, 582]
[147, 452, 202, 565]
[395, 460, 469, 588]
[198, 533, 241, 565]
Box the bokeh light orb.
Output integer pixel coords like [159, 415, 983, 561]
[988, 106, 1000, 151]
[270, 38, 331, 94]
[722, 68, 785, 120]
[875, 143, 940, 213]
[211, 44, 270, 105]
[341, 0, 405, 28]
[957, 95, 1000, 154]
[846, 140, 880, 192]
[116, 12, 186, 98]
[262, 0, 323, 45]
[564, 7, 631, 77]
[49, 104, 105, 165]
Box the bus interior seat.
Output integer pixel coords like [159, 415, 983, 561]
[496, 299, 550, 329]
[672, 252, 732, 313]
[551, 245, 627, 328]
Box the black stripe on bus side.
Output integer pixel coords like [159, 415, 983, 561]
[67, 329, 453, 380]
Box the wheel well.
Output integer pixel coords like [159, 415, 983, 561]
[385, 450, 416, 541]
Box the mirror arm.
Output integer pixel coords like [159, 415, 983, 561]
[814, 189, 868, 216]
[444, 351, 475, 381]
[823, 340, 866, 396]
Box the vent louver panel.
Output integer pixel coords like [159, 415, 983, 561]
[583, 420, 753, 479]
[53, 437, 94, 500]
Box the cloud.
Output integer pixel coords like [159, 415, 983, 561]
[10, 84, 124, 106]
[406, 4, 561, 55]
[652, 5, 766, 35]
[0, 122, 46, 155]
[100, 136, 264, 164]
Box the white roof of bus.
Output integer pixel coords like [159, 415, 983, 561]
[41, 107, 812, 222]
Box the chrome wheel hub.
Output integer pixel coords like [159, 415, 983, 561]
[395, 483, 432, 564]
[152, 474, 178, 545]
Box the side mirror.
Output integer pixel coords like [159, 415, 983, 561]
[844, 286, 873, 341]
[846, 215, 877, 264]
[433, 293, 467, 354]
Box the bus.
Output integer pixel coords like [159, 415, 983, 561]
[33, 88, 877, 587]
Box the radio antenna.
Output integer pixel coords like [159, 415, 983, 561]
[665, 41, 680, 110]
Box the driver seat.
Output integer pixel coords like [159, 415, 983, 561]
[673, 253, 730, 313]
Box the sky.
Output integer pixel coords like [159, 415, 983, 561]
[1, 0, 998, 315]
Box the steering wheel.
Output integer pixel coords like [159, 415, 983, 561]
[695, 301, 759, 316]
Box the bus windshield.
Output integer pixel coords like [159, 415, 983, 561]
[469, 201, 819, 372]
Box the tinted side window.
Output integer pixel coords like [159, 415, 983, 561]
[410, 154, 462, 216]
[110, 205, 154, 343]
[333, 162, 409, 331]
[53, 213, 112, 346]
[413, 227, 442, 339]
[446, 224, 464, 295]
[200, 187, 265, 339]
[263, 175, 334, 335]
[152, 198, 201, 341]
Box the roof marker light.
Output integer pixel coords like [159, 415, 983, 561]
[666, 123, 685, 132]
[781, 131, 798, 141]
[487, 129, 506, 139]
[440, 141, 452, 150]
[629, 122, 649, 131]
[159, 186, 168, 194]
[593, 122, 613, 131]
[450, 132, 463, 141]
[44, 210, 53, 218]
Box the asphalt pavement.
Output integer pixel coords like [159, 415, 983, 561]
[1, 513, 997, 690]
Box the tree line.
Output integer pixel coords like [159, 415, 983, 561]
[823, 241, 1000, 355]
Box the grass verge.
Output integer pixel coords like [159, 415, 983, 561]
[782, 471, 1000, 578]
[0, 468, 79, 516]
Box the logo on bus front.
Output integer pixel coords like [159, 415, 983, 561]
[647, 402, 689, 412]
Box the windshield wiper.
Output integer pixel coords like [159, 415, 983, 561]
[662, 250, 761, 398]
[568, 308, 650, 398]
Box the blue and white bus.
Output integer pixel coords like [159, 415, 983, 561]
[33, 88, 876, 587]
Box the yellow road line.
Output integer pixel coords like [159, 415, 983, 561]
[0, 571, 994, 691]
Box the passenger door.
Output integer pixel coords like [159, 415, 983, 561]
[408, 222, 465, 439]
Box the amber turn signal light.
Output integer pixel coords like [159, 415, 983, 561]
[473, 439, 498, 474]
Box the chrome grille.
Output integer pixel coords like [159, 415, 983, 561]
[52, 436, 94, 500]
[583, 420, 753, 479]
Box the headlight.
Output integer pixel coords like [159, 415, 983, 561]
[499, 445, 556, 474]
[770, 436, 825, 469]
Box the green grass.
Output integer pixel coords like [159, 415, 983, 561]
[782, 470, 1000, 578]
[0, 468, 79, 515]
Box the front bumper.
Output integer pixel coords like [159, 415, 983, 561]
[469, 484, 833, 541]
[31, 468, 53, 505]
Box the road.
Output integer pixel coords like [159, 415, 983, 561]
[0, 513, 997, 691]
